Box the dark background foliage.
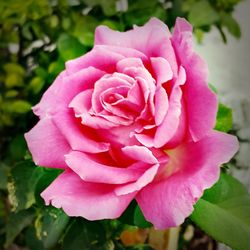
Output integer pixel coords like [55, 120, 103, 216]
[0, 0, 243, 249]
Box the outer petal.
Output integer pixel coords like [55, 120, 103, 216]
[41, 170, 135, 220]
[115, 164, 159, 196]
[24, 117, 70, 168]
[52, 110, 110, 153]
[66, 45, 146, 74]
[33, 67, 105, 118]
[95, 18, 178, 75]
[136, 131, 239, 229]
[172, 18, 217, 141]
[65, 151, 147, 184]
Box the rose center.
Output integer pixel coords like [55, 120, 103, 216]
[104, 93, 123, 104]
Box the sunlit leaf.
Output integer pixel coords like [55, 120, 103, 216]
[188, 0, 219, 27]
[57, 33, 86, 61]
[72, 15, 98, 46]
[82, 0, 117, 16]
[7, 100, 32, 114]
[215, 103, 233, 132]
[220, 12, 241, 38]
[28, 76, 45, 94]
[5, 74, 24, 88]
[3, 63, 25, 76]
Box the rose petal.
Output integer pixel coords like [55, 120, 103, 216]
[33, 67, 105, 118]
[66, 45, 147, 74]
[53, 110, 110, 153]
[154, 66, 186, 147]
[165, 98, 187, 148]
[172, 18, 217, 141]
[24, 117, 70, 168]
[97, 124, 140, 146]
[116, 57, 145, 71]
[154, 87, 169, 126]
[127, 80, 144, 108]
[115, 164, 159, 196]
[135, 133, 155, 147]
[95, 18, 178, 75]
[154, 86, 182, 148]
[41, 170, 136, 220]
[122, 145, 158, 164]
[136, 131, 239, 229]
[69, 89, 93, 114]
[150, 57, 173, 85]
[70, 90, 118, 129]
[92, 74, 131, 113]
[65, 151, 148, 184]
[101, 93, 139, 120]
[66, 45, 124, 74]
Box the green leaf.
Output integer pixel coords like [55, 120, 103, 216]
[34, 168, 63, 206]
[34, 66, 47, 79]
[62, 219, 106, 250]
[35, 206, 69, 249]
[28, 76, 45, 94]
[194, 28, 204, 43]
[5, 90, 19, 98]
[0, 163, 8, 190]
[0, 195, 5, 217]
[124, 0, 164, 27]
[208, 83, 218, 93]
[8, 134, 27, 161]
[27, 0, 52, 20]
[82, 0, 117, 16]
[100, 0, 116, 16]
[5, 74, 24, 88]
[7, 100, 32, 114]
[3, 63, 25, 76]
[5, 208, 35, 247]
[48, 58, 65, 81]
[8, 161, 44, 211]
[119, 200, 137, 225]
[215, 103, 233, 132]
[57, 34, 86, 61]
[191, 173, 250, 250]
[101, 20, 121, 30]
[134, 205, 152, 228]
[220, 12, 241, 38]
[71, 15, 98, 46]
[25, 227, 45, 250]
[188, 0, 219, 27]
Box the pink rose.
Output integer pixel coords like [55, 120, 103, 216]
[25, 18, 238, 229]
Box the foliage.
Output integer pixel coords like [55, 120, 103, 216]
[191, 173, 250, 250]
[0, 0, 245, 249]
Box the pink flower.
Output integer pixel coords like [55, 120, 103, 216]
[25, 17, 239, 229]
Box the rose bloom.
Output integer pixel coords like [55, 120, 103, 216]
[25, 18, 238, 229]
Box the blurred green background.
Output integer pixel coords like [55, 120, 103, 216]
[0, 0, 243, 249]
